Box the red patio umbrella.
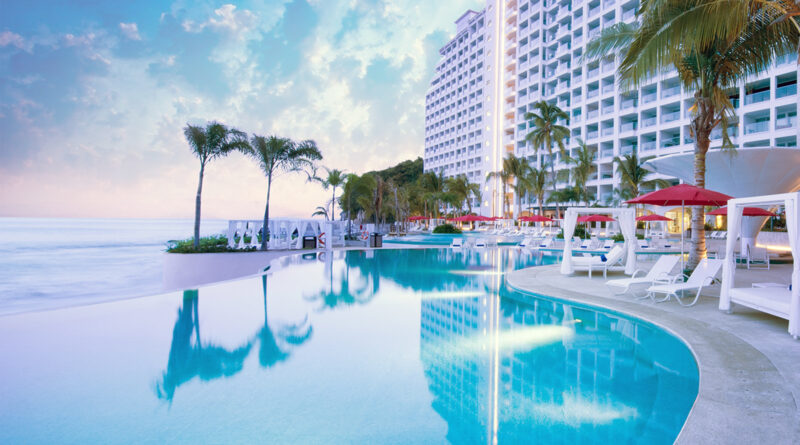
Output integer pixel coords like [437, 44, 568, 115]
[408, 215, 428, 221]
[519, 215, 554, 222]
[627, 184, 734, 269]
[577, 214, 615, 223]
[707, 206, 775, 217]
[635, 214, 673, 222]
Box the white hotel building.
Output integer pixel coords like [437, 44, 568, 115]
[422, 0, 799, 218]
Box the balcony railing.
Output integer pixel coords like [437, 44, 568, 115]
[620, 122, 637, 132]
[776, 84, 797, 99]
[641, 141, 656, 151]
[745, 120, 770, 134]
[642, 116, 657, 127]
[661, 137, 681, 148]
[587, 110, 599, 119]
[587, 89, 599, 98]
[621, 99, 637, 110]
[602, 127, 614, 136]
[744, 90, 770, 105]
[661, 111, 681, 123]
[775, 116, 797, 130]
[642, 92, 657, 103]
[661, 86, 680, 98]
[587, 130, 599, 139]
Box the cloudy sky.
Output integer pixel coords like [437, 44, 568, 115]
[0, 0, 481, 219]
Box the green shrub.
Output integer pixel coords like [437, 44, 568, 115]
[555, 225, 588, 240]
[612, 233, 625, 242]
[167, 235, 246, 253]
[433, 224, 462, 234]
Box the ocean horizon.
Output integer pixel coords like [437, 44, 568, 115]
[0, 217, 230, 316]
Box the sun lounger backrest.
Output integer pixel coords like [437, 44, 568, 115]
[605, 246, 624, 263]
[647, 255, 679, 279]
[687, 258, 723, 285]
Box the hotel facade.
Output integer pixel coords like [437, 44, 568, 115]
[422, 0, 800, 218]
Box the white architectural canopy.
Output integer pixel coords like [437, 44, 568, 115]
[644, 147, 800, 198]
[560, 207, 637, 276]
[719, 192, 800, 339]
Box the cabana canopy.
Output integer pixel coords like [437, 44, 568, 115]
[719, 192, 800, 339]
[561, 207, 637, 275]
[577, 214, 615, 223]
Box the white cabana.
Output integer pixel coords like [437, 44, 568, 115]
[560, 207, 637, 276]
[719, 192, 800, 339]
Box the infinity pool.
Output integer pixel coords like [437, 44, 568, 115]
[0, 248, 697, 444]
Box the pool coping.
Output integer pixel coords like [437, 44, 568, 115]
[505, 264, 800, 445]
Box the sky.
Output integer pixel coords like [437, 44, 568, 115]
[0, 0, 482, 219]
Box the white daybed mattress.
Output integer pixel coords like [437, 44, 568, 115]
[730, 287, 791, 320]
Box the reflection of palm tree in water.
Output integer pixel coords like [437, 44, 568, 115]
[156, 281, 313, 401]
[155, 290, 253, 401]
[304, 253, 372, 310]
[257, 274, 313, 367]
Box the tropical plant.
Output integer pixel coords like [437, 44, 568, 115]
[445, 175, 480, 214]
[486, 167, 512, 218]
[313, 167, 346, 221]
[311, 206, 329, 220]
[246, 135, 322, 250]
[432, 223, 462, 234]
[420, 171, 446, 218]
[183, 122, 249, 248]
[505, 154, 531, 219]
[521, 163, 549, 216]
[565, 139, 597, 205]
[586, 1, 798, 268]
[524, 101, 571, 218]
[613, 153, 671, 200]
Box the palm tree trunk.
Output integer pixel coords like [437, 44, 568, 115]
[538, 193, 544, 217]
[261, 171, 273, 251]
[331, 187, 336, 221]
[689, 132, 710, 269]
[193, 162, 205, 249]
[550, 164, 561, 219]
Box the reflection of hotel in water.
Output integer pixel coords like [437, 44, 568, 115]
[420, 286, 696, 444]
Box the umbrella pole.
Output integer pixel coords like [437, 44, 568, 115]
[681, 201, 685, 273]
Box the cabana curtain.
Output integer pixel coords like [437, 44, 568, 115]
[787, 198, 799, 336]
[720, 205, 743, 310]
[560, 207, 636, 275]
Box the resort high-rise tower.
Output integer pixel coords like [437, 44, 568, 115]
[423, 0, 799, 218]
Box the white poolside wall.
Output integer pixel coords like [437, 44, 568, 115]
[423, 0, 800, 217]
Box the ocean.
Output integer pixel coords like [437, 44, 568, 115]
[0, 217, 229, 316]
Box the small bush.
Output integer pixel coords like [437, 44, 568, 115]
[612, 233, 625, 242]
[433, 224, 462, 234]
[167, 235, 246, 253]
[555, 225, 588, 240]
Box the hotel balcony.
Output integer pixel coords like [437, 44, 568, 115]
[744, 120, 770, 134]
[744, 90, 770, 105]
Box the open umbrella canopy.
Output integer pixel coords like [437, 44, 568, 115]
[577, 214, 615, 223]
[452, 214, 491, 222]
[408, 215, 428, 221]
[707, 206, 776, 217]
[519, 215, 554, 222]
[636, 214, 673, 222]
[626, 184, 733, 206]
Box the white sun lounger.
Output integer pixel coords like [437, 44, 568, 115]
[646, 258, 724, 306]
[601, 239, 614, 250]
[571, 246, 625, 278]
[606, 255, 680, 295]
[536, 237, 553, 249]
[474, 238, 487, 248]
[450, 238, 464, 248]
[519, 237, 534, 248]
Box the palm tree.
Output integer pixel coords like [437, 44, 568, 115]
[586, 2, 797, 268]
[505, 154, 531, 219]
[613, 153, 671, 200]
[485, 167, 512, 218]
[565, 139, 597, 206]
[311, 206, 329, 220]
[246, 135, 322, 250]
[444, 175, 480, 214]
[314, 167, 346, 221]
[524, 101, 571, 218]
[420, 171, 445, 218]
[522, 163, 549, 216]
[183, 122, 249, 249]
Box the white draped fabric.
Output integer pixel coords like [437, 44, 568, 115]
[618, 209, 637, 274]
[786, 197, 799, 337]
[560, 207, 636, 275]
[560, 208, 577, 274]
[719, 205, 744, 311]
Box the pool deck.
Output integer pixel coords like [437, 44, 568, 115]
[506, 261, 800, 445]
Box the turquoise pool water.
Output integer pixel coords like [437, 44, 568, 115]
[385, 232, 524, 246]
[0, 248, 698, 444]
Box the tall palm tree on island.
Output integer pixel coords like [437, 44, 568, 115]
[586, 2, 797, 268]
[314, 167, 346, 221]
[184, 122, 249, 249]
[246, 135, 322, 250]
[524, 101, 570, 218]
